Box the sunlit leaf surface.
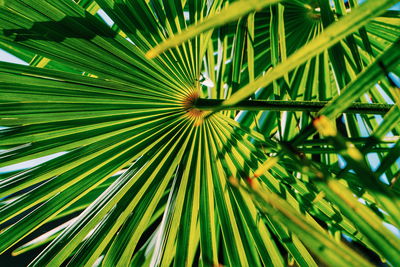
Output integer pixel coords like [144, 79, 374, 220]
[0, 0, 399, 266]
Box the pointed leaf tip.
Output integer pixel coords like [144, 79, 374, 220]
[229, 176, 240, 187]
[313, 116, 337, 137]
[145, 50, 157, 59]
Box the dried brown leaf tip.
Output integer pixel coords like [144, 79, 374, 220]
[313, 115, 337, 137]
[228, 176, 240, 187]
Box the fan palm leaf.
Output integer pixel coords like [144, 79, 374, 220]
[0, 0, 399, 266]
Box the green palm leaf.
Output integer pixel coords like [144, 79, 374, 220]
[1, 0, 399, 266]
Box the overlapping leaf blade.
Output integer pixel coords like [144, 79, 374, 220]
[0, 0, 399, 266]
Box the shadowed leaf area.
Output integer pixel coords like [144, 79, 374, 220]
[3, 16, 118, 42]
[0, 0, 400, 266]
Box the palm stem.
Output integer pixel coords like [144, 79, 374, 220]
[194, 99, 393, 114]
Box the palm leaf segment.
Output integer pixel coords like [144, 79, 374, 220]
[0, 0, 399, 266]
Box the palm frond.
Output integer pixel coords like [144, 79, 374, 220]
[1, 0, 399, 266]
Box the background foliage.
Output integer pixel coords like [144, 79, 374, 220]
[0, 0, 399, 266]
